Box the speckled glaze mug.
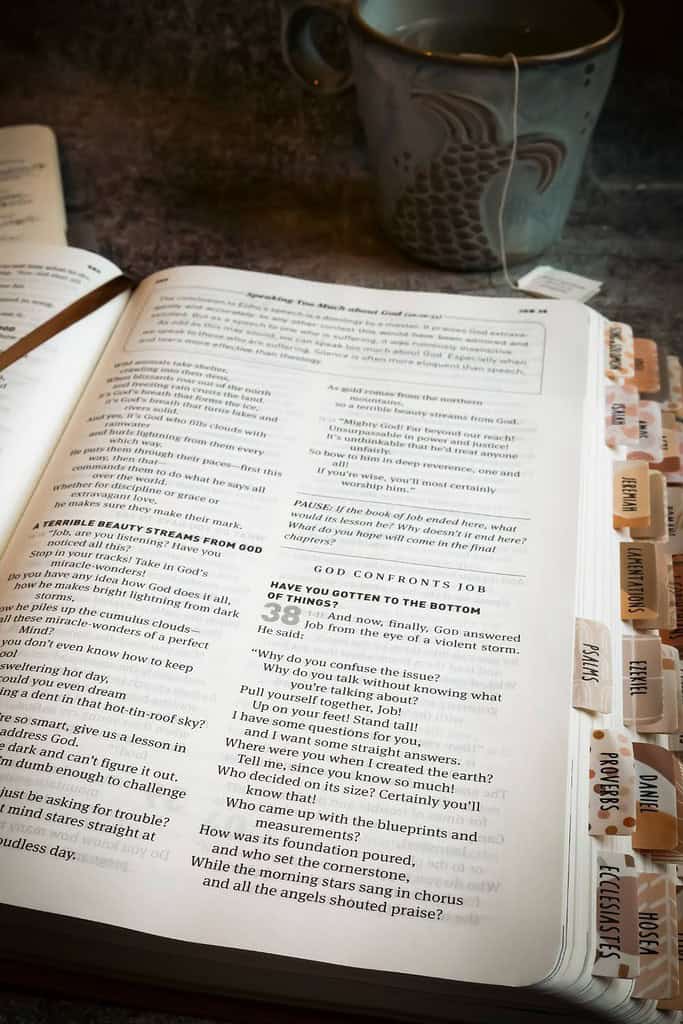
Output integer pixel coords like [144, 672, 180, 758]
[281, 0, 623, 270]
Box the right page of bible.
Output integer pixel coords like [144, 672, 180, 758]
[0, 267, 594, 987]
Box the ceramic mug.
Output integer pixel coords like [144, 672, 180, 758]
[281, 0, 623, 271]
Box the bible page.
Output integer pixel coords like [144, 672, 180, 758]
[0, 266, 593, 988]
[0, 243, 130, 551]
[0, 126, 66, 245]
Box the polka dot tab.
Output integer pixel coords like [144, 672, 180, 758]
[589, 728, 636, 836]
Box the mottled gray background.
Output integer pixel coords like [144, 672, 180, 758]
[0, 2, 682, 1023]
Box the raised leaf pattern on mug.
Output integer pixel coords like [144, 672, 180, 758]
[390, 91, 567, 269]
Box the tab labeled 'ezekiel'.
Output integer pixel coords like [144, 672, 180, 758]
[622, 634, 663, 730]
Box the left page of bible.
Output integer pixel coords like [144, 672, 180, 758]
[0, 243, 130, 551]
[0, 266, 593, 989]
[0, 125, 67, 245]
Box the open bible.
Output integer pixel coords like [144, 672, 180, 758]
[0, 242, 681, 1022]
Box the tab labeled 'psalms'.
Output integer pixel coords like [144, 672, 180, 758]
[573, 619, 612, 713]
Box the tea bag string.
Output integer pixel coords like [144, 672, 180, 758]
[497, 51, 520, 291]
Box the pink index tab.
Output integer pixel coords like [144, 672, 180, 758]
[605, 381, 639, 448]
[573, 619, 612, 712]
[603, 322, 635, 381]
[632, 872, 678, 999]
[593, 852, 640, 978]
[657, 873, 683, 1009]
[589, 728, 636, 836]
[627, 400, 664, 464]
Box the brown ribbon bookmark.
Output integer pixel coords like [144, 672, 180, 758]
[0, 274, 133, 373]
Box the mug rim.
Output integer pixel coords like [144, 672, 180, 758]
[349, 0, 624, 67]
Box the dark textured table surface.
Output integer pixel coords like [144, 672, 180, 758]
[0, 2, 682, 1023]
[0, 3, 681, 346]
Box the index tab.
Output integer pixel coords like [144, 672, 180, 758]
[593, 852, 639, 978]
[657, 646, 682, 734]
[653, 753, 683, 863]
[631, 471, 668, 541]
[667, 487, 683, 552]
[647, 550, 677, 632]
[613, 462, 651, 530]
[605, 381, 639, 449]
[632, 743, 678, 851]
[667, 662, 683, 752]
[658, 876, 683, 1010]
[665, 422, 683, 485]
[573, 619, 612, 713]
[589, 728, 636, 836]
[620, 542, 660, 622]
[662, 553, 683, 652]
[634, 337, 662, 394]
[632, 873, 678, 999]
[653, 412, 682, 474]
[667, 355, 683, 415]
[627, 400, 664, 464]
[623, 634, 663, 731]
[667, 489, 683, 555]
[604, 322, 635, 381]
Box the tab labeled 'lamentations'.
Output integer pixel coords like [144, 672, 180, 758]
[620, 542, 660, 622]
